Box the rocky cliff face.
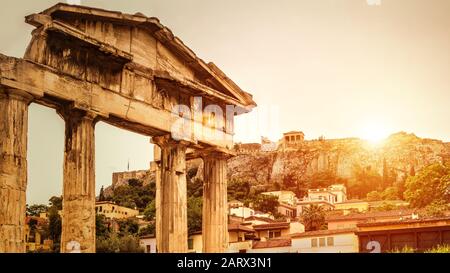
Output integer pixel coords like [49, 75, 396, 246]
[227, 132, 450, 188]
[104, 132, 450, 198]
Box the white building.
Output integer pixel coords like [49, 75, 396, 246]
[229, 206, 256, 218]
[290, 228, 358, 253]
[297, 184, 347, 215]
[139, 235, 156, 253]
[261, 191, 298, 206]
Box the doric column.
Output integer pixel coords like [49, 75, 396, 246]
[202, 152, 230, 253]
[151, 145, 162, 252]
[0, 89, 33, 253]
[59, 107, 97, 253]
[152, 136, 188, 253]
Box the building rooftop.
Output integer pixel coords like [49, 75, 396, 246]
[357, 216, 450, 229]
[326, 209, 416, 222]
[290, 228, 357, 238]
[253, 222, 290, 231]
[283, 131, 304, 135]
[252, 238, 291, 249]
[228, 222, 255, 233]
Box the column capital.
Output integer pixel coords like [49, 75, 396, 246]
[57, 104, 99, 124]
[151, 134, 190, 148]
[0, 88, 34, 105]
[199, 147, 235, 161]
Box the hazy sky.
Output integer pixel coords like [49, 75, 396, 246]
[1, 0, 449, 204]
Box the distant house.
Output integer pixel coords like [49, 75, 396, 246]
[139, 234, 156, 253]
[290, 228, 358, 253]
[229, 206, 255, 218]
[277, 203, 297, 219]
[228, 222, 256, 253]
[261, 190, 297, 206]
[228, 200, 244, 209]
[297, 184, 347, 215]
[95, 201, 139, 219]
[25, 216, 53, 252]
[334, 200, 369, 214]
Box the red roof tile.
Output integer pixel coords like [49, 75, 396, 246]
[290, 228, 357, 238]
[252, 238, 291, 249]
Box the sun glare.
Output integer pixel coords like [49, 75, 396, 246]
[360, 123, 389, 144]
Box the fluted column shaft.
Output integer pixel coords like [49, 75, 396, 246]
[202, 153, 229, 253]
[152, 136, 188, 253]
[0, 90, 32, 253]
[60, 109, 96, 253]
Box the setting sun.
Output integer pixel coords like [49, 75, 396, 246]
[359, 123, 390, 144]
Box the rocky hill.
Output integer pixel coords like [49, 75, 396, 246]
[225, 132, 450, 198]
[105, 132, 450, 199]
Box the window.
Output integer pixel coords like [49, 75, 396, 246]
[311, 238, 318, 248]
[327, 237, 334, 246]
[146, 245, 151, 253]
[188, 238, 194, 250]
[269, 230, 282, 238]
[319, 237, 326, 247]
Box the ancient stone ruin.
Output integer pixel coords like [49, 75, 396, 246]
[0, 3, 255, 253]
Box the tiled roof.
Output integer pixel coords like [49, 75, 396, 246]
[357, 216, 450, 228]
[244, 216, 277, 223]
[228, 222, 255, 233]
[290, 228, 357, 238]
[252, 238, 291, 249]
[326, 209, 416, 222]
[253, 222, 290, 231]
[336, 199, 368, 204]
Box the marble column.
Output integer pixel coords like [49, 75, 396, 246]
[151, 145, 162, 252]
[152, 136, 188, 253]
[202, 152, 229, 253]
[0, 89, 33, 253]
[59, 108, 97, 253]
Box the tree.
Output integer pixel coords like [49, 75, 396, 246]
[48, 196, 62, 210]
[138, 223, 155, 236]
[348, 164, 383, 199]
[307, 171, 339, 189]
[47, 206, 61, 252]
[143, 199, 156, 221]
[118, 218, 139, 235]
[404, 163, 450, 208]
[366, 191, 382, 201]
[99, 186, 106, 201]
[301, 205, 326, 232]
[26, 204, 48, 216]
[110, 182, 156, 211]
[252, 194, 279, 215]
[423, 200, 449, 218]
[382, 187, 400, 200]
[187, 196, 202, 234]
[96, 233, 144, 253]
[96, 214, 110, 238]
[187, 177, 203, 198]
[227, 179, 251, 201]
[128, 178, 143, 188]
